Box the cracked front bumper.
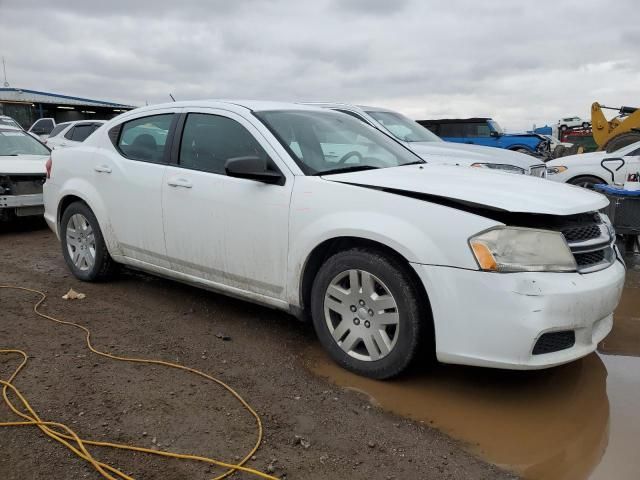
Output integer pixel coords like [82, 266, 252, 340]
[413, 258, 626, 369]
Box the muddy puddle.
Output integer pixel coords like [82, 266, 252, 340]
[308, 255, 640, 480]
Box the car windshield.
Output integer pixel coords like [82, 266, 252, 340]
[0, 130, 50, 156]
[255, 109, 423, 175]
[0, 117, 21, 129]
[364, 110, 442, 143]
[488, 120, 504, 135]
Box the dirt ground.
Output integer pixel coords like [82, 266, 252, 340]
[0, 220, 514, 480]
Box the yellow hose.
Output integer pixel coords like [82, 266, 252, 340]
[0, 285, 279, 480]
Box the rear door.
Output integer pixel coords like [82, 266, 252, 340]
[161, 108, 293, 300]
[92, 109, 179, 267]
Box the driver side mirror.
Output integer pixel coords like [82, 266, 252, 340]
[225, 156, 285, 185]
[489, 131, 500, 138]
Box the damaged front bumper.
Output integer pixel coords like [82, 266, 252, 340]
[1, 174, 46, 218]
[413, 257, 626, 370]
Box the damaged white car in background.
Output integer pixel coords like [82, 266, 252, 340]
[0, 126, 49, 221]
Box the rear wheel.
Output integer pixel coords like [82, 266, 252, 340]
[310, 248, 427, 379]
[582, 122, 590, 129]
[605, 132, 640, 153]
[568, 175, 607, 190]
[560, 124, 568, 131]
[60, 202, 116, 281]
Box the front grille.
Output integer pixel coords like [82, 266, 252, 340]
[562, 224, 602, 242]
[533, 331, 575, 355]
[574, 249, 605, 267]
[529, 165, 547, 178]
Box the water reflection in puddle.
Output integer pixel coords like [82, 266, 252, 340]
[307, 257, 640, 480]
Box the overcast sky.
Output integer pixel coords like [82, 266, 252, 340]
[1, 0, 638, 131]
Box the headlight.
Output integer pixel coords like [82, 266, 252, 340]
[471, 163, 526, 174]
[469, 227, 577, 273]
[546, 166, 567, 175]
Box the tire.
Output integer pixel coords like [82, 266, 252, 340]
[553, 145, 567, 158]
[582, 122, 590, 129]
[310, 248, 428, 379]
[60, 201, 117, 281]
[568, 175, 607, 190]
[560, 125, 568, 131]
[605, 132, 640, 153]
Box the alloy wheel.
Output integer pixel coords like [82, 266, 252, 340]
[66, 213, 96, 271]
[323, 269, 400, 361]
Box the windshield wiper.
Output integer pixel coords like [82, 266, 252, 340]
[314, 165, 380, 176]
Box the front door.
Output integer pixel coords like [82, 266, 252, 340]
[162, 109, 293, 301]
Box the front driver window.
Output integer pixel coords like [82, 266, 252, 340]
[179, 113, 269, 175]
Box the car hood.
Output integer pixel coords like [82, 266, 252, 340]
[406, 141, 539, 169]
[322, 164, 607, 215]
[0, 154, 49, 175]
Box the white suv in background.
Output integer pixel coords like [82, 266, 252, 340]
[305, 103, 547, 177]
[45, 120, 105, 149]
[44, 101, 624, 379]
[557, 116, 590, 131]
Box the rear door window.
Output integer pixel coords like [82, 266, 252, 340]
[438, 123, 464, 137]
[117, 114, 174, 163]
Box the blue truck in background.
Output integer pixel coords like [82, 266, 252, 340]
[417, 117, 551, 158]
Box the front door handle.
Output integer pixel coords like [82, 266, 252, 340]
[94, 165, 112, 173]
[167, 178, 193, 189]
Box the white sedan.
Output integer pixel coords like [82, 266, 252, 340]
[547, 140, 640, 188]
[45, 120, 105, 149]
[0, 126, 50, 221]
[43, 101, 624, 378]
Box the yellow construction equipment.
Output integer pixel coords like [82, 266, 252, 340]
[591, 102, 640, 152]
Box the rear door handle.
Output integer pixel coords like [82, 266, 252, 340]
[167, 178, 193, 189]
[94, 165, 112, 173]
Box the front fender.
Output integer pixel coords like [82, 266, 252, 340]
[286, 177, 499, 306]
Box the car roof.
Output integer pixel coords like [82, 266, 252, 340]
[0, 125, 24, 132]
[128, 100, 323, 115]
[300, 102, 397, 114]
[63, 119, 107, 126]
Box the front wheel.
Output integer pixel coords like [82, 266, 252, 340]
[60, 202, 117, 281]
[310, 248, 428, 379]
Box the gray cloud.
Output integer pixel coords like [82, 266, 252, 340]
[0, 0, 638, 130]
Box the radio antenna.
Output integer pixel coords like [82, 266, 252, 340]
[2, 57, 9, 87]
[169, 93, 176, 102]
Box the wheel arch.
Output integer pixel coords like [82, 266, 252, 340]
[298, 236, 434, 339]
[56, 188, 118, 256]
[567, 173, 608, 186]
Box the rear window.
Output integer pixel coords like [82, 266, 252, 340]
[0, 130, 50, 156]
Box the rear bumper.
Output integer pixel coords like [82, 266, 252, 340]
[413, 258, 626, 369]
